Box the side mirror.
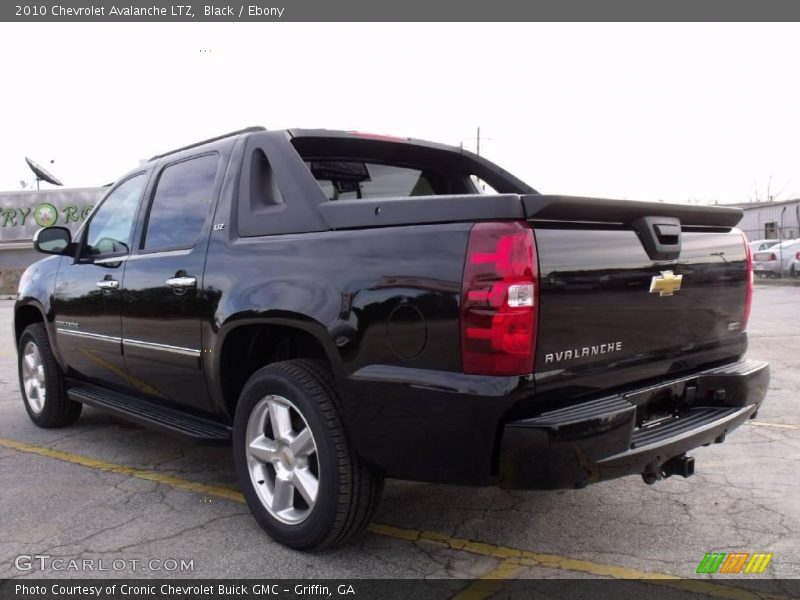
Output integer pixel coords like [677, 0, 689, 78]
[33, 227, 72, 255]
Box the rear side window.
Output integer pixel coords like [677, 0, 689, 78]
[307, 161, 437, 200]
[143, 154, 218, 251]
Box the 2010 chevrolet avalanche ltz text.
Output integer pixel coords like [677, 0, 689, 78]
[15, 127, 769, 550]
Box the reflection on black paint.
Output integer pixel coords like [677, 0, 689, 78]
[535, 227, 748, 391]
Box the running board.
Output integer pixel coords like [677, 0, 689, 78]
[67, 383, 232, 444]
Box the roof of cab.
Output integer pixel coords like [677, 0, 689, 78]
[147, 126, 266, 162]
[144, 126, 537, 195]
[148, 126, 473, 163]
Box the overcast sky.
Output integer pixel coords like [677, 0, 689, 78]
[1, 23, 798, 204]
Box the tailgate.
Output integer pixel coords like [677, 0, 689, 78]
[522, 195, 749, 399]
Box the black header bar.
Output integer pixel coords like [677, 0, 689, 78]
[3, 0, 800, 22]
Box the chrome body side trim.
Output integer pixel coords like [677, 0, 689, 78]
[56, 328, 121, 343]
[55, 328, 201, 357]
[122, 338, 202, 357]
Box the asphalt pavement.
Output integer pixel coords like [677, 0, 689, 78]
[0, 286, 798, 587]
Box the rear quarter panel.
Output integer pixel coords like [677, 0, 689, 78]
[204, 223, 470, 378]
[202, 223, 526, 482]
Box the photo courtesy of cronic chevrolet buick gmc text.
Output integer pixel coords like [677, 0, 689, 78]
[14, 128, 769, 550]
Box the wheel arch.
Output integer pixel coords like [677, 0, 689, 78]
[14, 301, 47, 347]
[15, 300, 71, 373]
[212, 313, 344, 420]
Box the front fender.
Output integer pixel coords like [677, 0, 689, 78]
[14, 256, 62, 364]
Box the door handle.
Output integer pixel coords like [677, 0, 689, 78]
[166, 276, 197, 288]
[96, 279, 119, 289]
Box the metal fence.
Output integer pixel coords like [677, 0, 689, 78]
[741, 227, 798, 243]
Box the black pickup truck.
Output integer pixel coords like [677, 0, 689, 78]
[15, 127, 769, 550]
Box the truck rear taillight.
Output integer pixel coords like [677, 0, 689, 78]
[743, 233, 753, 331]
[461, 221, 538, 376]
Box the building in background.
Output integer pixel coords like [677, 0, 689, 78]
[0, 187, 104, 294]
[727, 198, 800, 243]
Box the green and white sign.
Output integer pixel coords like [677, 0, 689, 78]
[0, 188, 105, 242]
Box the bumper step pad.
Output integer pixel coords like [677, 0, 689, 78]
[632, 407, 738, 449]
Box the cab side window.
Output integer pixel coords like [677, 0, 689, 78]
[83, 174, 147, 257]
[142, 154, 219, 252]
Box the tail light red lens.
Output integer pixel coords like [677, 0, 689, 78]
[796, 251, 800, 261]
[768, 253, 777, 261]
[742, 233, 753, 331]
[461, 221, 538, 375]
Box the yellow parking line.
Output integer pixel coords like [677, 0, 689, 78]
[747, 421, 800, 431]
[445, 553, 791, 600]
[0, 437, 791, 600]
[0, 437, 244, 503]
[449, 558, 521, 600]
[369, 523, 677, 578]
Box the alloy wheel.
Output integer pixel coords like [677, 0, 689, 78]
[245, 394, 320, 525]
[21, 341, 46, 414]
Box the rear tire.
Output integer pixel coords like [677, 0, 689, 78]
[233, 359, 384, 550]
[17, 323, 82, 428]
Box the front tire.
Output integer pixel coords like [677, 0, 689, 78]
[18, 323, 82, 428]
[233, 359, 384, 550]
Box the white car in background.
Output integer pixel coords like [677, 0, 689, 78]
[752, 239, 800, 278]
[748, 239, 781, 254]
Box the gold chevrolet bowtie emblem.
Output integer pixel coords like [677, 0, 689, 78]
[649, 270, 683, 296]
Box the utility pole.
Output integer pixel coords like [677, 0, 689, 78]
[780, 206, 787, 278]
[460, 127, 489, 156]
